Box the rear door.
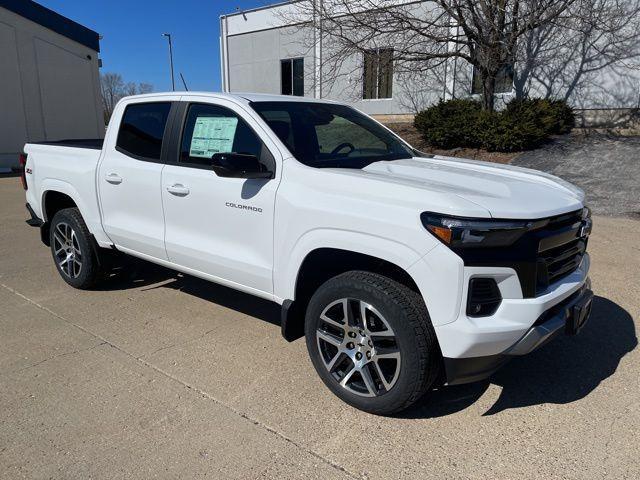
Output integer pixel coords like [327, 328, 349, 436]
[98, 101, 173, 259]
[161, 98, 280, 297]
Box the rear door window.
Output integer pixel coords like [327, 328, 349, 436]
[116, 102, 172, 161]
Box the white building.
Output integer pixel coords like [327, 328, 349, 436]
[0, 0, 104, 171]
[220, 1, 640, 122]
[220, 1, 436, 119]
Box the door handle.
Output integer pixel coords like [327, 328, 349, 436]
[166, 184, 190, 196]
[105, 173, 122, 185]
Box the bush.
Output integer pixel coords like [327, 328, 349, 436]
[548, 99, 576, 134]
[478, 111, 548, 152]
[413, 99, 483, 149]
[504, 98, 575, 136]
[414, 98, 575, 152]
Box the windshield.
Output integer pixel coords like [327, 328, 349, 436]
[250, 101, 415, 168]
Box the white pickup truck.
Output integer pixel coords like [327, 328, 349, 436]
[21, 92, 593, 414]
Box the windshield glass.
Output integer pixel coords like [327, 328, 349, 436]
[250, 101, 414, 168]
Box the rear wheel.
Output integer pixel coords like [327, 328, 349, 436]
[49, 208, 103, 289]
[305, 271, 441, 415]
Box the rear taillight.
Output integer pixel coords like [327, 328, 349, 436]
[19, 153, 28, 190]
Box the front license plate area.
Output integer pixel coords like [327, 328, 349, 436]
[565, 289, 594, 335]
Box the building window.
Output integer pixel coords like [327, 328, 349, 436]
[363, 48, 393, 99]
[471, 64, 514, 95]
[281, 58, 304, 96]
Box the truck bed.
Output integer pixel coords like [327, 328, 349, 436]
[32, 139, 104, 150]
[23, 141, 104, 238]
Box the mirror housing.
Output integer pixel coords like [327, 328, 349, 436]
[211, 153, 273, 179]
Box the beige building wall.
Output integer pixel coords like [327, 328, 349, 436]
[0, 6, 103, 170]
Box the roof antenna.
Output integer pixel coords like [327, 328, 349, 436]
[235, 6, 247, 20]
[179, 72, 189, 91]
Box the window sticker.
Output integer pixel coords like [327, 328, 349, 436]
[189, 116, 238, 158]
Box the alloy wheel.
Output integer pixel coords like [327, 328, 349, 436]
[316, 298, 401, 397]
[52, 222, 83, 279]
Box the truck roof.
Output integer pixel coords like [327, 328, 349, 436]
[120, 91, 339, 105]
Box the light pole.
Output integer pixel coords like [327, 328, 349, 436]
[162, 33, 175, 91]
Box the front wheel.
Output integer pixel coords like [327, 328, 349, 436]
[49, 208, 103, 289]
[305, 271, 441, 415]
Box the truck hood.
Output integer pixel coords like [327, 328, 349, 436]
[360, 156, 584, 219]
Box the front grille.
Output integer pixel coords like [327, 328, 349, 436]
[454, 209, 588, 298]
[535, 210, 586, 294]
[537, 238, 586, 290]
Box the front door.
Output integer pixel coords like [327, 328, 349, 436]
[161, 100, 280, 297]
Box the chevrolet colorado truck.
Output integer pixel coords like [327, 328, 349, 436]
[21, 93, 593, 415]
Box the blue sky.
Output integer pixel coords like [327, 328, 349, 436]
[38, 0, 271, 92]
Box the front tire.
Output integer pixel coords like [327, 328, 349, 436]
[305, 271, 441, 415]
[49, 208, 102, 289]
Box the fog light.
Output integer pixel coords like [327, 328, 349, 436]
[467, 278, 502, 317]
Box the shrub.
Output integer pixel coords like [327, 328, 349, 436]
[413, 99, 483, 149]
[414, 97, 575, 152]
[504, 98, 575, 135]
[478, 111, 548, 152]
[548, 99, 576, 134]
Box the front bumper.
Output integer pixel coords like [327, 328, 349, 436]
[443, 280, 593, 384]
[428, 251, 591, 385]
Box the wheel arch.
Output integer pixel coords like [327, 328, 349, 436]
[38, 179, 105, 247]
[279, 244, 425, 342]
[40, 180, 89, 222]
[40, 185, 83, 247]
[40, 179, 93, 246]
[42, 190, 78, 222]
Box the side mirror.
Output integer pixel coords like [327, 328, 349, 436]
[211, 153, 273, 179]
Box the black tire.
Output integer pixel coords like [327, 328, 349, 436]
[49, 208, 103, 289]
[305, 271, 441, 415]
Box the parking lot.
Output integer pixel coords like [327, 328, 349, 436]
[513, 132, 640, 217]
[1, 176, 638, 479]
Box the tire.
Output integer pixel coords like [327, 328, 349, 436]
[305, 271, 441, 415]
[49, 208, 102, 289]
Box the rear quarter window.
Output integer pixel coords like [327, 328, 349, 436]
[116, 102, 172, 160]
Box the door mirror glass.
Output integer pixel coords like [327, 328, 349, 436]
[211, 153, 272, 179]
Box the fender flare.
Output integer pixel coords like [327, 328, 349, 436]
[39, 179, 90, 222]
[275, 228, 427, 303]
[39, 178, 111, 246]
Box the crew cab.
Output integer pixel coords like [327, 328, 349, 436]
[21, 92, 593, 414]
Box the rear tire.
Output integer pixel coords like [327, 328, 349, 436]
[49, 208, 103, 289]
[305, 271, 441, 415]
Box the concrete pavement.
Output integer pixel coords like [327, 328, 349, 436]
[513, 132, 640, 217]
[0, 177, 638, 479]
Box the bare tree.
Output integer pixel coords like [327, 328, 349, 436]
[100, 73, 154, 124]
[100, 72, 123, 124]
[280, 0, 576, 110]
[515, 0, 640, 106]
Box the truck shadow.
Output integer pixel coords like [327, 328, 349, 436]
[98, 257, 282, 326]
[401, 295, 637, 418]
[98, 262, 636, 418]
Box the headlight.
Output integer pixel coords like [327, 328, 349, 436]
[420, 212, 533, 248]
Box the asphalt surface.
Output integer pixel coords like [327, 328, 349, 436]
[1, 177, 639, 479]
[513, 132, 640, 218]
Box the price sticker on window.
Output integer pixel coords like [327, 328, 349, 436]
[189, 116, 238, 158]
